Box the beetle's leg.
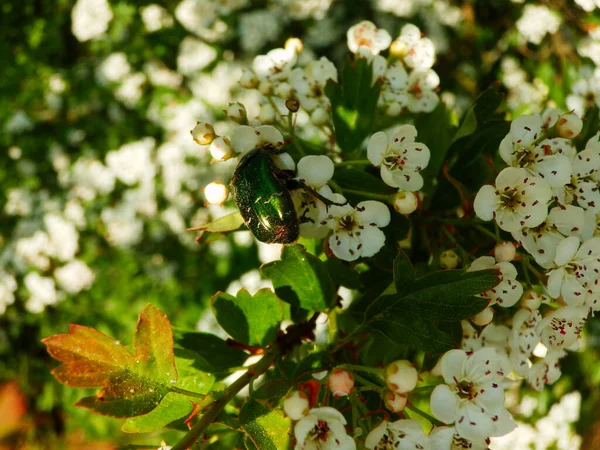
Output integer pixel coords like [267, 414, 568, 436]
[286, 179, 349, 207]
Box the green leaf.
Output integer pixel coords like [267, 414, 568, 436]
[394, 249, 416, 295]
[578, 107, 599, 151]
[293, 351, 333, 379]
[42, 304, 179, 417]
[261, 244, 336, 312]
[325, 258, 361, 289]
[396, 295, 488, 322]
[370, 313, 455, 354]
[211, 289, 285, 347]
[252, 379, 293, 401]
[332, 168, 392, 193]
[121, 392, 191, 433]
[189, 211, 245, 242]
[452, 84, 504, 143]
[172, 330, 247, 374]
[325, 58, 381, 154]
[240, 399, 292, 450]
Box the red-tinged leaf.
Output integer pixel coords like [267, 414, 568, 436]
[42, 304, 179, 418]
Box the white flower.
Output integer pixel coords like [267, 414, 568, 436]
[405, 70, 440, 113]
[284, 391, 310, 421]
[392, 24, 436, 70]
[24, 273, 60, 313]
[239, 10, 282, 53]
[512, 205, 585, 269]
[430, 348, 516, 442]
[474, 167, 552, 232]
[230, 125, 285, 154]
[289, 57, 337, 111]
[324, 197, 390, 261]
[516, 5, 561, 45]
[554, 145, 600, 213]
[101, 205, 143, 248]
[4, 188, 33, 216]
[71, 0, 113, 42]
[538, 306, 588, 351]
[468, 256, 523, 308]
[204, 182, 229, 206]
[367, 125, 431, 191]
[429, 426, 489, 450]
[294, 407, 355, 450]
[546, 236, 600, 305]
[347, 21, 392, 56]
[0, 271, 17, 315]
[498, 115, 573, 188]
[509, 308, 541, 376]
[526, 350, 565, 391]
[70, 158, 116, 200]
[253, 47, 298, 82]
[45, 213, 79, 262]
[106, 138, 155, 186]
[140, 4, 173, 33]
[54, 260, 95, 294]
[177, 37, 217, 76]
[115, 73, 146, 107]
[365, 419, 429, 449]
[96, 53, 131, 84]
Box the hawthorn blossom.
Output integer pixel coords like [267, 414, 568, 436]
[546, 236, 600, 306]
[538, 306, 588, 351]
[347, 21, 392, 56]
[498, 115, 573, 188]
[554, 144, 600, 213]
[365, 419, 429, 450]
[405, 70, 440, 113]
[294, 407, 355, 450]
[430, 348, 516, 442]
[229, 125, 285, 155]
[527, 350, 565, 391]
[323, 195, 390, 261]
[509, 308, 542, 376]
[429, 426, 489, 450]
[468, 256, 523, 307]
[253, 47, 298, 82]
[391, 24, 436, 70]
[289, 57, 337, 112]
[474, 167, 552, 232]
[368, 125, 430, 191]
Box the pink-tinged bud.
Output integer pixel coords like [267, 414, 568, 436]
[472, 306, 494, 326]
[240, 68, 258, 89]
[225, 102, 247, 124]
[283, 391, 310, 421]
[384, 391, 407, 412]
[327, 368, 355, 398]
[385, 360, 418, 394]
[190, 122, 216, 145]
[204, 181, 229, 205]
[494, 241, 516, 263]
[209, 136, 233, 162]
[393, 190, 419, 215]
[556, 113, 582, 138]
[439, 250, 459, 270]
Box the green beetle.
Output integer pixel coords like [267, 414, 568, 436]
[230, 144, 300, 244]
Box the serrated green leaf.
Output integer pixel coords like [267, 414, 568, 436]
[394, 249, 416, 295]
[121, 391, 191, 433]
[394, 295, 488, 321]
[325, 258, 361, 289]
[189, 211, 245, 243]
[452, 84, 504, 143]
[172, 330, 247, 374]
[240, 399, 292, 450]
[261, 244, 336, 312]
[211, 289, 284, 347]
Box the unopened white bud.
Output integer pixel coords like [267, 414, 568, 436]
[472, 306, 494, 326]
[226, 102, 247, 124]
[240, 69, 258, 89]
[204, 182, 229, 205]
[297, 155, 334, 186]
[440, 250, 459, 270]
[385, 360, 418, 394]
[275, 82, 293, 98]
[390, 40, 408, 58]
[209, 136, 234, 161]
[259, 103, 276, 123]
[384, 391, 407, 412]
[258, 80, 273, 96]
[283, 391, 310, 420]
[556, 113, 583, 138]
[191, 122, 217, 145]
[393, 191, 418, 215]
[310, 107, 329, 126]
[285, 37, 303, 54]
[327, 368, 354, 397]
[521, 289, 543, 310]
[494, 241, 517, 262]
[385, 102, 402, 116]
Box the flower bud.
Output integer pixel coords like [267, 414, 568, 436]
[385, 102, 402, 116]
[259, 103, 276, 124]
[240, 68, 258, 89]
[190, 122, 216, 145]
[327, 368, 354, 398]
[275, 82, 293, 98]
[393, 191, 418, 215]
[285, 37, 304, 54]
[383, 391, 407, 412]
[556, 113, 583, 138]
[286, 99, 300, 113]
[310, 107, 329, 126]
[385, 360, 418, 394]
[226, 102, 247, 124]
[389, 40, 408, 58]
[521, 289, 543, 310]
[204, 181, 229, 205]
[283, 391, 310, 420]
[258, 80, 273, 96]
[472, 306, 494, 326]
[494, 241, 516, 262]
[209, 136, 234, 161]
[440, 250, 459, 270]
